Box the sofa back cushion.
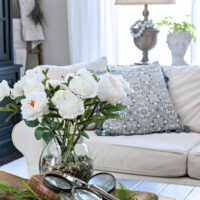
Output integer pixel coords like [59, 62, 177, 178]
[163, 66, 200, 133]
[36, 57, 107, 80]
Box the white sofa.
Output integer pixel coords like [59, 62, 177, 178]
[12, 63, 200, 186]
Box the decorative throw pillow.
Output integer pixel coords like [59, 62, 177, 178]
[92, 64, 188, 136]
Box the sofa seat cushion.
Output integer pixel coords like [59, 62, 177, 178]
[188, 144, 200, 179]
[85, 131, 200, 177]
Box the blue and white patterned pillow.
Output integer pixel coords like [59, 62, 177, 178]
[90, 64, 189, 136]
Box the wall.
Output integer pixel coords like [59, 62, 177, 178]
[12, 0, 70, 70]
[40, 0, 70, 66]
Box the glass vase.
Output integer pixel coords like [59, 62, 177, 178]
[39, 136, 93, 182]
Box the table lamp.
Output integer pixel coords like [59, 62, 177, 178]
[115, 0, 176, 65]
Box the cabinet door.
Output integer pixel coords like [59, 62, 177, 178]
[0, 0, 3, 18]
[0, 0, 12, 64]
[0, 67, 20, 158]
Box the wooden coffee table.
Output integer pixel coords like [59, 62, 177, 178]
[117, 178, 200, 200]
[0, 171, 199, 200]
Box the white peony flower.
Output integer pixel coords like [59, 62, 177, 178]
[97, 73, 127, 105]
[76, 68, 93, 77]
[116, 75, 132, 93]
[52, 90, 85, 119]
[68, 68, 98, 98]
[46, 79, 62, 90]
[25, 68, 45, 82]
[11, 79, 24, 99]
[0, 80, 10, 101]
[59, 94, 85, 119]
[21, 92, 49, 120]
[23, 79, 45, 95]
[52, 90, 69, 108]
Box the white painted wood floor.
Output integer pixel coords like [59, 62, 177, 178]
[0, 157, 28, 178]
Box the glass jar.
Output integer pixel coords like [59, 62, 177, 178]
[39, 136, 93, 182]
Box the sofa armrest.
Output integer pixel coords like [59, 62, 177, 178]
[12, 121, 45, 177]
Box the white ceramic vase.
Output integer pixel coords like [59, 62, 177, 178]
[167, 30, 192, 66]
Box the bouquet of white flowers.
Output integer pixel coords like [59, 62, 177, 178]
[0, 67, 131, 180]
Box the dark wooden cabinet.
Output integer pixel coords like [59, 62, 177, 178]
[0, 0, 21, 164]
[0, 65, 21, 160]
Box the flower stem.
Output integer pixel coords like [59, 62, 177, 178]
[74, 103, 99, 146]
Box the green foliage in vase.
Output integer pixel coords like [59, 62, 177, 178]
[115, 182, 137, 200]
[156, 16, 196, 41]
[0, 181, 48, 200]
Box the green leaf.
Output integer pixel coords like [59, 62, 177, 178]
[0, 181, 46, 200]
[78, 115, 107, 126]
[0, 103, 18, 112]
[45, 89, 51, 97]
[118, 181, 127, 190]
[82, 108, 94, 119]
[15, 96, 25, 104]
[92, 75, 99, 82]
[43, 132, 54, 145]
[54, 85, 60, 92]
[64, 76, 73, 86]
[115, 181, 137, 200]
[78, 119, 95, 126]
[7, 103, 19, 111]
[93, 118, 106, 124]
[41, 117, 52, 127]
[35, 127, 49, 140]
[0, 107, 12, 112]
[43, 113, 61, 118]
[106, 65, 111, 72]
[56, 120, 64, 130]
[156, 16, 196, 41]
[100, 104, 127, 112]
[100, 111, 121, 119]
[84, 98, 99, 106]
[24, 119, 39, 127]
[48, 83, 54, 90]
[51, 122, 60, 130]
[42, 68, 49, 76]
[78, 130, 89, 139]
[0, 103, 19, 122]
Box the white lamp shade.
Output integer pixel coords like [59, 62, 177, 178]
[115, 0, 176, 5]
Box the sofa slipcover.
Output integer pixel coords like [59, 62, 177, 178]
[188, 144, 200, 179]
[163, 66, 200, 133]
[12, 121, 200, 180]
[36, 57, 107, 80]
[86, 131, 200, 178]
